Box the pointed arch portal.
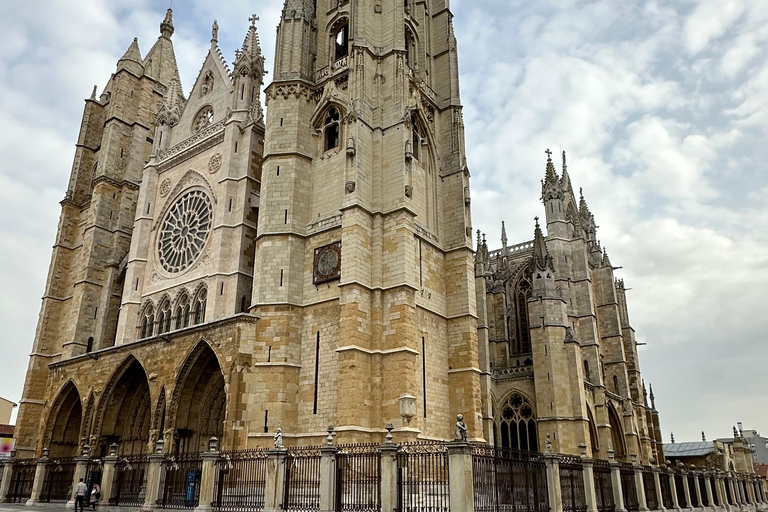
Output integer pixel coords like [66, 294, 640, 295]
[45, 382, 82, 458]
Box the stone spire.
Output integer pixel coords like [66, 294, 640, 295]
[120, 37, 142, 64]
[579, 187, 592, 219]
[501, 221, 508, 256]
[143, 9, 181, 87]
[649, 384, 656, 410]
[117, 37, 144, 75]
[232, 15, 266, 123]
[560, 150, 572, 192]
[602, 246, 611, 267]
[155, 73, 186, 126]
[160, 8, 174, 39]
[234, 15, 265, 70]
[543, 148, 559, 189]
[532, 217, 554, 272]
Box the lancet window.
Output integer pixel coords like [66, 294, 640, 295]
[193, 288, 207, 325]
[405, 26, 416, 69]
[334, 21, 349, 60]
[497, 392, 538, 452]
[157, 298, 172, 334]
[140, 303, 155, 339]
[324, 107, 341, 151]
[175, 293, 191, 330]
[510, 276, 533, 355]
[411, 114, 422, 161]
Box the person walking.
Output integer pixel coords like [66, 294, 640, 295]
[90, 482, 101, 510]
[74, 478, 87, 512]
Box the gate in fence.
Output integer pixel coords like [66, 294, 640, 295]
[41, 458, 77, 503]
[112, 456, 149, 507]
[641, 467, 657, 511]
[472, 445, 549, 512]
[283, 446, 321, 511]
[213, 450, 269, 512]
[335, 444, 381, 512]
[559, 456, 587, 512]
[396, 442, 449, 512]
[7, 459, 36, 503]
[160, 453, 202, 509]
[619, 463, 638, 512]
[593, 460, 615, 512]
[86, 458, 103, 502]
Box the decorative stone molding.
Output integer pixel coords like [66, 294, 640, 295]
[159, 178, 171, 197]
[208, 153, 222, 174]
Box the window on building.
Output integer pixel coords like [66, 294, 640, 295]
[405, 27, 416, 69]
[141, 304, 155, 339]
[157, 299, 172, 334]
[334, 22, 349, 60]
[511, 277, 533, 355]
[324, 107, 341, 151]
[194, 288, 207, 325]
[613, 375, 620, 395]
[175, 294, 190, 330]
[411, 114, 422, 160]
[497, 392, 538, 452]
[584, 360, 591, 383]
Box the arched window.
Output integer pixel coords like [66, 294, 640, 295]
[608, 405, 626, 459]
[324, 107, 341, 151]
[334, 22, 349, 60]
[404, 26, 416, 69]
[411, 114, 422, 161]
[193, 105, 214, 133]
[141, 304, 155, 339]
[193, 288, 207, 325]
[613, 375, 620, 395]
[510, 275, 532, 355]
[584, 360, 591, 383]
[587, 407, 599, 452]
[157, 299, 172, 334]
[175, 293, 190, 330]
[497, 392, 538, 452]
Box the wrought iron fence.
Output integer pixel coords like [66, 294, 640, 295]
[159, 453, 202, 509]
[335, 443, 381, 512]
[472, 445, 549, 512]
[659, 471, 673, 509]
[396, 442, 449, 512]
[699, 476, 708, 507]
[559, 456, 587, 512]
[619, 463, 638, 512]
[212, 449, 269, 512]
[41, 457, 78, 503]
[641, 467, 657, 511]
[7, 459, 36, 503]
[112, 455, 149, 507]
[283, 446, 321, 512]
[593, 460, 614, 512]
[686, 475, 698, 507]
[710, 477, 719, 506]
[674, 474, 687, 508]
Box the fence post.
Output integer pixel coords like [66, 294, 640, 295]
[379, 428, 398, 512]
[692, 470, 702, 509]
[99, 444, 119, 506]
[263, 448, 287, 512]
[581, 453, 599, 512]
[447, 441, 474, 512]
[319, 444, 337, 512]
[543, 452, 561, 512]
[141, 446, 165, 512]
[67, 446, 91, 510]
[633, 457, 649, 512]
[653, 467, 666, 511]
[679, 467, 692, 510]
[608, 451, 627, 512]
[195, 437, 220, 512]
[0, 456, 14, 502]
[703, 471, 714, 510]
[25, 451, 49, 506]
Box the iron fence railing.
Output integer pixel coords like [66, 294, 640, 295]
[335, 443, 381, 512]
[674, 474, 687, 508]
[593, 460, 615, 512]
[7, 459, 36, 503]
[472, 445, 549, 512]
[213, 450, 269, 512]
[641, 467, 657, 511]
[396, 442, 449, 512]
[559, 456, 587, 512]
[284, 446, 321, 512]
[112, 456, 149, 507]
[687, 475, 698, 507]
[619, 463, 638, 512]
[41, 457, 78, 503]
[159, 453, 202, 509]
[659, 471, 673, 509]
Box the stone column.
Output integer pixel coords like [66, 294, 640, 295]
[745, 478, 755, 506]
[0, 457, 14, 502]
[582, 456, 599, 512]
[67, 448, 91, 510]
[26, 453, 49, 506]
[379, 439, 398, 512]
[727, 476, 737, 506]
[447, 441, 475, 512]
[99, 445, 119, 507]
[319, 445, 337, 512]
[681, 470, 692, 510]
[653, 467, 667, 512]
[544, 453, 562, 512]
[669, 469, 681, 512]
[141, 453, 165, 512]
[609, 454, 627, 512]
[634, 459, 650, 512]
[195, 438, 220, 512]
[692, 471, 702, 509]
[263, 449, 287, 512]
[704, 473, 714, 510]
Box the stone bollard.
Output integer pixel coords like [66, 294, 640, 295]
[379, 425, 398, 512]
[0, 456, 14, 502]
[99, 444, 119, 508]
[692, 470, 702, 509]
[194, 437, 220, 512]
[609, 452, 627, 512]
[447, 440, 475, 512]
[141, 441, 166, 512]
[263, 447, 287, 512]
[67, 446, 91, 510]
[26, 451, 49, 506]
[319, 445, 337, 512]
[580, 447, 598, 512]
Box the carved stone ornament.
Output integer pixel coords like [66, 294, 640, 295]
[208, 153, 223, 174]
[405, 185, 413, 198]
[159, 178, 171, 197]
[313, 241, 342, 285]
[345, 181, 356, 193]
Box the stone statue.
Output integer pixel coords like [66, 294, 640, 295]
[545, 433, 552, 453]
[455, 414, 468, 442]
[212, 20, 219, 42]
[274, 428, 283, 449]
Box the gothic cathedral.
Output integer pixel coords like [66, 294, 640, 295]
[13, 0, 662, 466]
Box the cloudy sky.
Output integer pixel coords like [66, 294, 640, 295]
[0, 0, 766, 443]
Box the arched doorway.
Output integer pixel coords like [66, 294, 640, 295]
[45, 382, 82, 458]
[97, 357, 152, 456]
[170, 343, 225, 454]
[496, 392, 538, 452]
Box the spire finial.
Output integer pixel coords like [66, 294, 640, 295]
[212, 20, 219, 43]
[249, 14, 259, 27]
[534, 216, 540, 228]
[501, 221, 508, 254]
[545, 148, 552, 161]
[160, 8, 174, 38]
[702, 431, 706, 442]
[90, 85, 97, 100]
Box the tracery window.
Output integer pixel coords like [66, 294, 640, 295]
[411, 114, 422, 161]
[334, 22, 349, 60]
[510, 277, 532, 355]
[497, 392, 538, 452]
[193, 105, 214, 132]
[157, 190, 212, 274]
[405, 26, 416, 69]
[175, 293, 191, 330]
[140, 304, 155, 339]
[157, 299, 172, 334]
[324, 107, 341, 151]
[193, 288, 207, 325]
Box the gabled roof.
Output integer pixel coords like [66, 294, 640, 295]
[663, 442, 715, 457]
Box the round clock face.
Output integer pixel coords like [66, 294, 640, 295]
[157, 190, 212, 273]
[317, 247, 339, 276]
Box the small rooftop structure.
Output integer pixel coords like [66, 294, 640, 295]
[663, 441, 715, 458]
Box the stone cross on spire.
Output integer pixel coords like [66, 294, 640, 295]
[249, 14, 259, 27]
[545, 148, 553, 161]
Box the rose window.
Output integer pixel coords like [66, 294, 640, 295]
[158, 190, 212, 273]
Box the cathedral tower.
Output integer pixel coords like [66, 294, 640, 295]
[251, 0, 481, 441]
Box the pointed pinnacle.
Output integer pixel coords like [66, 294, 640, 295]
[160, 8, 174, 38]
[120, 38, 142, 63]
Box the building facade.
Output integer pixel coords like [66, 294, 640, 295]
[14, 0, 658, 467]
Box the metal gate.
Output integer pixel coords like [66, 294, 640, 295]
[283, 446, 321, 511]
[213, 450, 269, 512]
[160, 454, 202, 509]
[335, 444, 381, 512]
[112, 456, 149, 507]
[472, 445, 549, 512]
[41, 458, 77, 503]
[7, 459, 36, 503]
[641, 467, 657, 511]
[619, 463, 638, 512]
[396, 442, 449, 512]
[560, 456, 587, 512]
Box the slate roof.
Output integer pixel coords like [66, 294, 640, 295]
[663, 442, 714, 457]
[0, 424, 14, 437]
